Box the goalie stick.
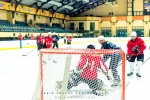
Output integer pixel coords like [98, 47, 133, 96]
[22, 48, 35, 56]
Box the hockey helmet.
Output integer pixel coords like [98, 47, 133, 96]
[87, 44, 95, 49]
[130, 31, 137, 37]
[98, 35, 105, 41]
[48, 32, 52, 35]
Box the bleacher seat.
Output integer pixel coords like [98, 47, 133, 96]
[0, 20, 74, 33]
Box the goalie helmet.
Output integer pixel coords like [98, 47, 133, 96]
[87, 44, 95, 49]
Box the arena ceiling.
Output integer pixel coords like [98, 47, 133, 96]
[3, 0, 108, 17]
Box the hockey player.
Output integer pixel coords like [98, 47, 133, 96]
[97, 35, 122, 87]
[126, 31, 146, 77]
[52, 32, 59, 48]
[56, 44, 110, 96]
[67, 36, 72, 48]
[37, 33, 43, 51]
[44, 33, 54, 48]
[48, 32, 54, 48]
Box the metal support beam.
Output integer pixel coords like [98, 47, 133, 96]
[52, 1, 77, 14]
[30, 0, 52, 14]
[4, 0, 12, 3]
[14, 0, 23, 11]
[47, 1, 82, 15]
[60, 1, 83, 15]
[70, 0, 107, 16]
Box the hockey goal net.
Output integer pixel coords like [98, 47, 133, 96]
[31, 49, 126, 100]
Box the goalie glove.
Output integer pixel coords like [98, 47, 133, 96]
[72, 67, 83, 75]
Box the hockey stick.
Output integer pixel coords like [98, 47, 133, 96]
[22, 48, 35, 56]
[142, 56, 150, 65]
[118, 56, 150, 66]
[27, 43, 37, 45]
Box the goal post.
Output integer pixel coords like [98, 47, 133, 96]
[31, 49, 126, 100]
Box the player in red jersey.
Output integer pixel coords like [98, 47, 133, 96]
[18, 33, 23, 40]
[30, 34, 34, 40]
[37, 33, 43, 51]
[67, 36, 72, 48]
[44, 32, 54, 48]
[56, 44, 112, 96]
[126, 31, 146, 78]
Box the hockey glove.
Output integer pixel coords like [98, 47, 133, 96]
[126, 54, 132, 60]
[74, 66, 83, 74]
[132, 45, 140, 54]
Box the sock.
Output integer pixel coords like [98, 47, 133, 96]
[129, 62, 134, 73]
[136, 61, 142, 74]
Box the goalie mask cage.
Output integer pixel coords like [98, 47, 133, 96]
[31, 49, 125, 100]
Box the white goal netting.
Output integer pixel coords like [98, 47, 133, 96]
[31, 49, 126, 100]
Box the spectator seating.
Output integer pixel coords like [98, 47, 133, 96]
[36, 23, 74, 33]
[0, 20, 45, 32]
[0, 20, 74, 33]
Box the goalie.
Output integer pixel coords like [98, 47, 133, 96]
[56, 44, 111, 96]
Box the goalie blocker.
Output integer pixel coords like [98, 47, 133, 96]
[55, 44, 110, 96]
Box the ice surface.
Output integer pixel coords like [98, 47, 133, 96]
[0, 41, 150, 100]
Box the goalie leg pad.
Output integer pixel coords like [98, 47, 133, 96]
[67, 72, 81, 90]
[86, 78, 108, 91]
[55, 71, 81, 91]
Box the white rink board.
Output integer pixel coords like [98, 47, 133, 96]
[0, 37, 150, 49]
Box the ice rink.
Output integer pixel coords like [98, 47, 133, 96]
[0, 41, 150, 100]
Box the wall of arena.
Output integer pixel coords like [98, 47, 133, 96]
[0, 0, 149, 38]
[0, 32, 82, 38]
[0, 37, 149, 50]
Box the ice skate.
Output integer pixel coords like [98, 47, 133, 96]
[111, 81, 121, 89]
[136, 73, 141, 78]
[127, 72, 133, 76]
